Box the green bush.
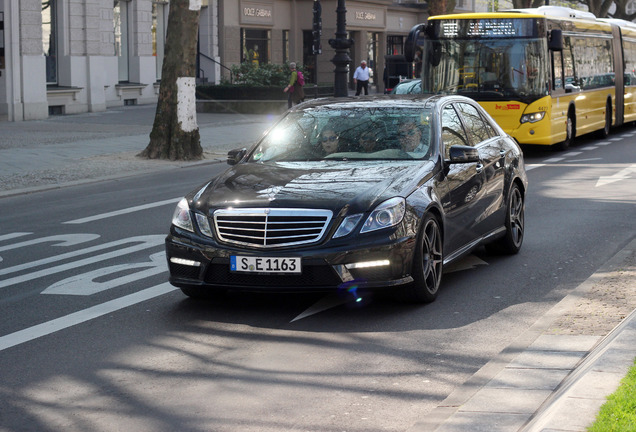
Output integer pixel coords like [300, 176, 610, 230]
[222, 62, 304, 87]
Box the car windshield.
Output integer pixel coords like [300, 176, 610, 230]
[421, 37, 549, 104]
[249, 105, 434, 163]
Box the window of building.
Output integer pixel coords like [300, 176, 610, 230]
[114, 0, 130, 82]
[42, 0, 57, 85]
[283, 30, 289, 63]
[303, 30, 316, 83]
[387, 35, 404, 56]
[241, 29, 270, 65]
[152, 1, 168, 80]
[367, 32, 379, 85]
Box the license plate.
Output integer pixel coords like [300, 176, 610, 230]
[230, 256, 302, 274]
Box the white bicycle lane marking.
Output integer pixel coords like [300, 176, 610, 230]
[0, 283, 176, 352]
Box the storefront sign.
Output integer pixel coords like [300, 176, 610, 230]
[349, 6, 385, 28]
[240, 1, 274, 26]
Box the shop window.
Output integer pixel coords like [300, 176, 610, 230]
[387, 36, 404, 56]
[303, 30, 316, 83]
[152, 1, 168, 80]
[367, 32, 379, 85]
[241, 29, 270, 66]
[114, 0, 130, 82]
[42, 0, 57, 85]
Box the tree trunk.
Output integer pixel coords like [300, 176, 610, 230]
[139, 0, 203, 161]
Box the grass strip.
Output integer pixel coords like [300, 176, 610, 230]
[588, 358, 636, 431]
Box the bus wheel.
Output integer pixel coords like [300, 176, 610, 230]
[556, 112, 574, 151]
[599, 101, 611, 138]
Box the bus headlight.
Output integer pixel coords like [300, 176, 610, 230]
[520, 111, 546, 123]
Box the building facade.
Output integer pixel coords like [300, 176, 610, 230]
[0, 0, 477, 122]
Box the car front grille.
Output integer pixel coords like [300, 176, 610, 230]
[213, 208, 333, 248]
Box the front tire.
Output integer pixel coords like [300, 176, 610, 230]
[555, 111, 574, 151]
[399, 214, 443, 303]
[486, 183, 524, 255]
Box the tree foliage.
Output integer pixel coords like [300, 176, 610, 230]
[140, 0, 202, 161]
[584, 0, 615, 17]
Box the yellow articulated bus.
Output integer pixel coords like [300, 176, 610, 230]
[404, 6, 636, 150]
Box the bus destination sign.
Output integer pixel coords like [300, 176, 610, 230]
[437, 18, 541, 38]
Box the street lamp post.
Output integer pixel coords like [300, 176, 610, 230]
[328, 0, 354, 97]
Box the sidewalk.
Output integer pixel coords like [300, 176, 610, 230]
[0, 104, 277, 196]
[1, 104, 635, 432]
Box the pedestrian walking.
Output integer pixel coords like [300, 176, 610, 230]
[354, 60, 370, 96]
[283, 62, 305, 109]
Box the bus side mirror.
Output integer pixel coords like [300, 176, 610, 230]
[404, 24, 427, 62]
[549, 29, 563, 51]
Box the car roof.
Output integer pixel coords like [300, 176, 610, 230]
[290, 94, 479, 111]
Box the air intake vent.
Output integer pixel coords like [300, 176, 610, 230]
[213, 208, 332, 248]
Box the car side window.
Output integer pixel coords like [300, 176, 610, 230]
[441, 104, 470, 159]
[456, 103, 497, 145]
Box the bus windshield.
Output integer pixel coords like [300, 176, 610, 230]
[421, 37, 549, 104]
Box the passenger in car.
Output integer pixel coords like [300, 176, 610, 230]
[359, 132, 378, 152]
[398, 120, 423, 152]
[319, 127, 340, 154]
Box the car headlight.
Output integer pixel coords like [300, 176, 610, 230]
[333, 214, 363, 238]
[361, 197, 406, 233]
[172, 198, 194, 232]
[195, 213, 214, 237]
[520, 111, 545, 123]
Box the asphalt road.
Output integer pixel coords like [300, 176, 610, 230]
[0, 131, 634, 432]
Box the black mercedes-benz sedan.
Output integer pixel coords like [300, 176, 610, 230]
[166, 94, 528, 303]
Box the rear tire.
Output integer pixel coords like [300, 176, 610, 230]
[486, 183, 524, 255]
[399, 214, 443, 303]
[599, 100, 611, 138]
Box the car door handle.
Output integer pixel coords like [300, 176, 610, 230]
[476, 163, 484, 173]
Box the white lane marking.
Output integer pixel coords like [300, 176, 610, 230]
[63, 198, 180, 224]
[0, 232, 32, 242]
[444, 255, 489, 274]
[568, 158, 602, 163]
[43, 252, 167, 295]
[0, 283, 176, 352]
[0, 235, 164, 288]
[565, 151, 582, 156]
[581, 146, 598, 151]
[291, 294, 350, 323]
[597, 141, 611, 145]
[609, 137, 624, 141]
[544, 157, 564, 163]
[0, 234, 100, 253]
[525, 164, 544, 171]
[596, 164, 636, 187]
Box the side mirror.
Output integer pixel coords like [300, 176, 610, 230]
[227, 148, 247, 165]
[448, 145, 480, 164]
[549, 29, 563, 51]
[404, 24, 426, 62]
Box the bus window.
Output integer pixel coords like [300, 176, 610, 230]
[625, 41, 636, 85]
[553, 51, 563, 91]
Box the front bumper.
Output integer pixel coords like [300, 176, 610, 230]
[165, 228, 417, 293]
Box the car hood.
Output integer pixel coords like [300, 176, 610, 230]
[190, 160, 436, 214]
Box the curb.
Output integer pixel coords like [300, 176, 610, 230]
[408, 237, 636, 432]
